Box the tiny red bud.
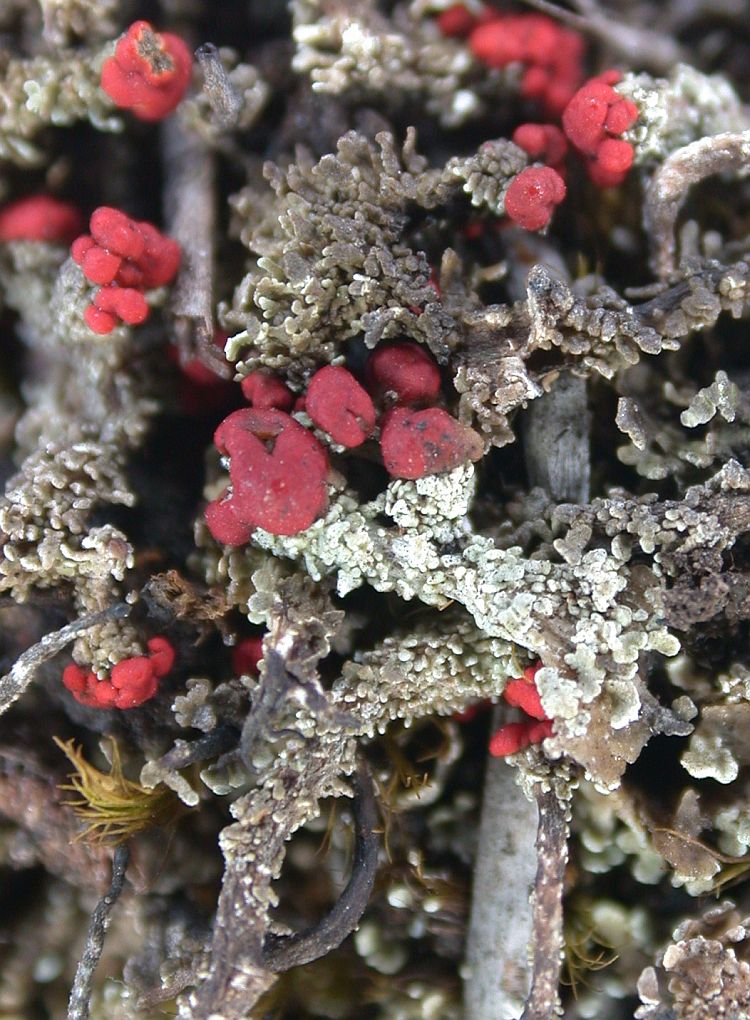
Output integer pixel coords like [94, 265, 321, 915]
[503, 677, 547, 721]
[232, 637, 264, 677]
[365, 342, 442, 407]
[505, 167, 566, 231]
[147, 636, 175, 678]
[240, 370, 295, 411]
[0, 195, 82, 244]
[305, 366, 376, 447]
[101, 21, 192, 122]
[205, 490, 254, 546]
[380, 407, 483, 478]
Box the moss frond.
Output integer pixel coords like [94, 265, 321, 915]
[54, 736, 182, 846]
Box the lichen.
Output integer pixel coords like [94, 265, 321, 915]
[3, 2, 750, 1018]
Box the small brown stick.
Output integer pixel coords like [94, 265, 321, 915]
[0, 745, 111, 891]
[67, 843, 130, 1020]
[520, 788, 570, 1020]
[0, 602, 130, 716]
[145, 725, 239, 774]
[195, 43, 243, 128]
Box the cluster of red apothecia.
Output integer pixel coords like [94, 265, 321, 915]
[489, 662, 554, 756]
[0, 21, 189, 331]
[70, 208, 181, 333]
[61, 634, 265, 712]
[100, 19, 192, 122]
[455, 662, 554, 757]
[205, 344, 485, 542]
[0, 9, 641, 314]
[0, 200, 181, 336]
[0, 16, 600, 734]
[62, 637, 176, 709]
[437, 5, 639, 230]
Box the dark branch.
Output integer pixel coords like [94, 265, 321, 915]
[262, 760, 379, 971]
[67, 843, 130, 1020]
[147, 725, 239, 773]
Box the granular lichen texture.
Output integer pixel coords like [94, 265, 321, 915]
[2, 2, 750, 1019]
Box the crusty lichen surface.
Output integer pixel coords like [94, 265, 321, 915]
[3, 1, 750, 1019]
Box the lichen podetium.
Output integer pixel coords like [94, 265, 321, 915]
[0, 3, 749, 1018]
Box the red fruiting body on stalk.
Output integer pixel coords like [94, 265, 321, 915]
[62, 663, 88, 696]
[110, 656, 157, 709]
[436, 4, 478, 37]
[365, 342, 442, 407]
[522, 662, 542, 683]
[305, 365, 376, 447]
[588, 138, 634, 188]
[101, 20, 192, 121]
[380, 406, 483, 479]
[528, 718, 554, 742]
[504, 661, 547, 719]
[72, 207, 180, 333]
[218, 409, 330, 533]
[604, 99, 638, 136]
[563, 79, 614, 153]
[84, 306, 117, 334]
[204, 490, 254, 546]
[489, 660, 553, 756]
[489, 717, 553, 757]
[562, 72, 638, 187]
[512, 123, 568, 172]
[231, 636, 264, 677]
[77, 243, 122, 285]
[504, 166, 566, 231]
[503, 677, 547, 720]
[469, 14, 583, 115]
[470, 16, 526, 65]
[208, 408, 330, 537]
[596, 69, 623, 87]
[241, 370, 295, 411]
[489, 720, 536, 756]
[0, 195, 83, 244]
[91, 285, 149, 325]
[90, 206, 144, 259]
[83, 676, 119, 708]
[62, 637, 175, 710]
[147, 636, 175, 678]
[131, 221, 181, 288]
[71, 235, 94, 263]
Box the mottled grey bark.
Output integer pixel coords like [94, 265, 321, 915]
[463, 714, 538, 1020]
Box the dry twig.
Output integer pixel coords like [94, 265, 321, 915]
[67, 843, 130, 1020]
[0, 602, 130, 716]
